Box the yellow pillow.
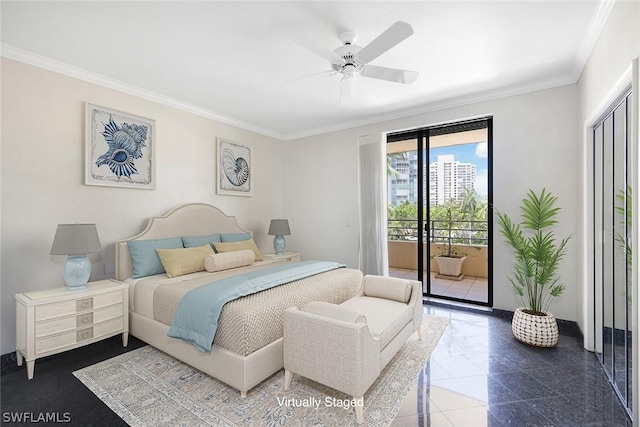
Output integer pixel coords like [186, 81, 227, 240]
[213, 239, 264, 261]
[155, 244, 214, 278]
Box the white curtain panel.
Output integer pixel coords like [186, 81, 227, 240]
[358, 133, 389, 276]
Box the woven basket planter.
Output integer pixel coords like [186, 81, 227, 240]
[512, 307, 559, 347]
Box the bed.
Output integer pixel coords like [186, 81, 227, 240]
[115, 203, 363, 397]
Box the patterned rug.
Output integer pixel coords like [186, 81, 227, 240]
[74, 314, 448, 427]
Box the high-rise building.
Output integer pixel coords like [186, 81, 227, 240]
[430, 155, 476, 205]
[387, 151, 418, 206]
[387, 152, 476, 206]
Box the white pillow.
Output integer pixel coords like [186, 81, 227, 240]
[204, 249, 255, 272]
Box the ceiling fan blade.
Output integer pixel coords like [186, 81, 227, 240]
[360, 65, 418, 84]
[357, 21, 414, 64]
[282, 70, 336, 84]
[293, 35, 345, 65]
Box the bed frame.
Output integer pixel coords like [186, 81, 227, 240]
[115, 203, 283, 397]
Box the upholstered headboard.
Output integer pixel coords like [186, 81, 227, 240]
[115, 203, 250, 281]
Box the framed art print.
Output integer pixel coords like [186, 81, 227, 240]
[217, 138, 252, 196]
[85, 103, 156, 189]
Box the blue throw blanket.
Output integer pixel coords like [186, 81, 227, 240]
[167, 260, 345, 352]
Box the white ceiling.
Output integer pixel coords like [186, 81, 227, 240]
[1, 1, 609, 140]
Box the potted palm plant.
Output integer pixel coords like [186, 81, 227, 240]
[496, 188, 571, 347]
[434, 199, 467, 279]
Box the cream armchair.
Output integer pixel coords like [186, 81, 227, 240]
[283, 275, 423, 424]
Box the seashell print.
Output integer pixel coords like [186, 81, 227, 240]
[96, 115, 148, 179]
[222, 148, 250, 186]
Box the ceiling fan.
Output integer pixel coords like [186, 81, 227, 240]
[295, 21, 419, 102]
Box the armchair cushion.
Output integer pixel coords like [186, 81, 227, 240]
[341, 297, 412, 349]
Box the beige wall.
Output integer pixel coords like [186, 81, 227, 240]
[0, 58, 285, 354]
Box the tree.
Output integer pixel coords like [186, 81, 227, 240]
[387, 202, 418, 240]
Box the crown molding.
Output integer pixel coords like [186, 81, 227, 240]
[2, 42, 584, 142]
[1, 44, 287, 141]
[284, 73, 578, 141]
[571, 0, 616, 79]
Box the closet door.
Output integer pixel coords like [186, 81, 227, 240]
[594, 90, 633, 419]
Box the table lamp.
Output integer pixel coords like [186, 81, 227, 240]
[268, 219, 290, 256]
[50, 224, 102, 291]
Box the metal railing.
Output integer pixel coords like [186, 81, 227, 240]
[388, 219, 488, 246]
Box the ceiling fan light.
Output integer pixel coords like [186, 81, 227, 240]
[340, 72, 356, 104]
[342, 64, 356, 80]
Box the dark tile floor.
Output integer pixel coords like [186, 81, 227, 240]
[0, 303, 632, 426]
[393, 304, 633, 426]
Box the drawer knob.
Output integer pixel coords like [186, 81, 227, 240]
[76, 299, 93, 311]
[77, 329, 93, 341]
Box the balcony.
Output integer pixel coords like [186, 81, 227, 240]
[388, 219, 489, 303]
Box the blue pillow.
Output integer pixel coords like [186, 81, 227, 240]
[182, 233, 222, 250]
[127, 237, 183, 278]
[220, 232, 252, 242]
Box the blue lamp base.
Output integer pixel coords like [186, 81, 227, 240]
[273, 235, 286, 256]
[63, 255, 91, 291]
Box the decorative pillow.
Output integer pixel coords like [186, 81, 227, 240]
[127, 237, 184, 278]
[204, 249, 255, 272]
[182, 233, 222, 250]
[220, 232, 251, 242]
[155, 244, 214, 278]
[213, 239, 264, 261]
[363, 275, 412, 303]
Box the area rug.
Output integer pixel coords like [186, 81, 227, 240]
[74, 314, 448, 427]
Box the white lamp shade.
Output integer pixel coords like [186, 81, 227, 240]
[268, 219, 291, 236]
[50, 224, 102, 256]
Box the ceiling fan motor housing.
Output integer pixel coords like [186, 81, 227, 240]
[331, 44, 363, 74]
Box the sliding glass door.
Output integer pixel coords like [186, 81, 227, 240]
[387, 118, 492, 306]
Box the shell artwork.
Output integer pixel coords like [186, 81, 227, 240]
[222, 148, 250, 186]
[96, 115, 148, 179]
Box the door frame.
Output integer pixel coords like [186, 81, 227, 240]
[387, 116, 493, 307]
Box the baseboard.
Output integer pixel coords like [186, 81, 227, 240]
[424, 301, 584, 340]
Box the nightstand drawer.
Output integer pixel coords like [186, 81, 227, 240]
[35, 300, 77, 321]
[35, 330, 77, 354]
[35, 317, 123, 354]
[94, 291, 123, 309]
[34, 304, 123, 337]
[93, 317, 123, 337]
[94, 303, 123, 323]
[34, 290, 123, 321]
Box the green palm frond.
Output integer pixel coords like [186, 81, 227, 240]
[496, 188, 572, 314]
[520, 188, 560, 230]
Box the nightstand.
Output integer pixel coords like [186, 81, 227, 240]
[15, 279, 129, 379]
[263, 251, 301, 262]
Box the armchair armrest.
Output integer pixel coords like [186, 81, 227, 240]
[362, 275, 423, 338]
[283, 307, 380, 397]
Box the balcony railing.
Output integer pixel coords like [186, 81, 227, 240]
[388, 219, 488, 246]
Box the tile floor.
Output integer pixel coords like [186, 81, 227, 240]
[392, 304, 633, 426]
[390, 268, 489, 303]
